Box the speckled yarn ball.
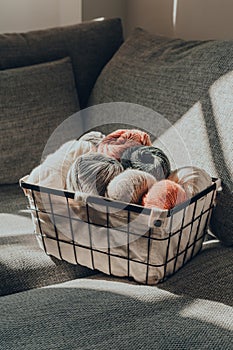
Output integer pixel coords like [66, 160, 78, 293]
[142, 180, 187, 210]
[66, 153, 124, 196]
[97, 129, 152, 160]
[78, 131, 105, 147]
[107, 169, 157, 204]
[121, 146, 171, 181]
[168, 166, 212, 198]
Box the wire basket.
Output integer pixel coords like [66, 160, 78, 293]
[20, 176, 221, 285]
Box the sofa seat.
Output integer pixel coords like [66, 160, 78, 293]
[1, 273, 232, 350]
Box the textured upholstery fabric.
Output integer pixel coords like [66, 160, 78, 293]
[0, 184, 28, 214]
[0, 213, 96, 296]
[0, 185, 96, 295]
[89, 28, 233, 246]
[0, 18, 123, 109]
[1, 275, 232, 350]
[0, 57, 79, 184]
[160, 241, 233, 306]
[90, 241, 233, 307]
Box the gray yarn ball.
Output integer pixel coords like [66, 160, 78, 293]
[66, 152, 124, 196]
[121, 146, 171, 181]
[107, 169, 157, 204]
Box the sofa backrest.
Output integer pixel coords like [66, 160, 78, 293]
[0, 18, 123, 109]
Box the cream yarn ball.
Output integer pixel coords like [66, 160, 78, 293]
[107, 169, 157, 204]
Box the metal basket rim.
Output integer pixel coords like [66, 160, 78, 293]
[20, 176, 220, 218]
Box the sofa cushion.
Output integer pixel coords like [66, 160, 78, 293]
[89, 28, 233, 246]
[1, 273, 233, 349]
[0, 18, 123, 109]
[0, 57, 79, 184]
[0, 211, 96, 296]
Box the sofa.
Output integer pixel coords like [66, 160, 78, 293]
[0, 18, 232, 349]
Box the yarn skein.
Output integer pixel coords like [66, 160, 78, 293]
[97, 129, 152, 160]
[168, 166, 212, 198]
[78, 131, 105, 147]
[121, 146, 171, 181]
[142, 180, 187, 210]
[107, 169, 157, 204]
[28, 139, 96, 189]
[66, 153, 124, 196]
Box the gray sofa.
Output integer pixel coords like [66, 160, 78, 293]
[0, 18, 232, 349]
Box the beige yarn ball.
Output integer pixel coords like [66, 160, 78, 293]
[107, 169, 157, 204]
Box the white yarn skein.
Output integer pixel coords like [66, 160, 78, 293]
[27, 138, 97, 189]
[79, 131, 105, 147]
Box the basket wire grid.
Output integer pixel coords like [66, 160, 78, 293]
[20, 177, 220, 284]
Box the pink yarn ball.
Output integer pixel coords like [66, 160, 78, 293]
[142, 180, 187, 210]
[97, 129, 152, 160]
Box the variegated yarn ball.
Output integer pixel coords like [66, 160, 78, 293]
[121, 145, 171, 181]
[66, 152, 124, 196]
[107, 169, 157, 204]
[168, 166, 212, 198]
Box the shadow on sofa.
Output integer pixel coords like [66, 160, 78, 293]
[159, 242, 233, 307]
[1, 279, 232, 350]
[89, 240, 233, 307]
[0, 212, 97, 296]
[1, 211, 232, 307]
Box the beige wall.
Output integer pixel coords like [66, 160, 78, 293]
[126, 0, 233, 39]
[0, 0, 82, 33]
[1, 0, 233, 39]
[82, 0, 127, 36]
[126, 0, 174, 37]
[175, 0, 233, 39]
[0, 0, 125, 35]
